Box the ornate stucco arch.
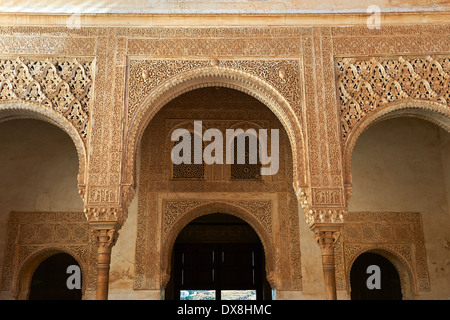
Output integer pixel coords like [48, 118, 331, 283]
[124, 65, 306, 200]
[347, 247, 416, 300]
[14, 247, 87, 300]
[160, 201, 276, 288]
[343, 99, 450, 197]
[0, 100, 88, 192]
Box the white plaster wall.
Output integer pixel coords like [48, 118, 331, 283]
[108, 155, 140, 299]
[108, 144, 141, 299]
[0, 119, 84, 288]
[349, 117, 450, 299]
[296, 205, 326, 300]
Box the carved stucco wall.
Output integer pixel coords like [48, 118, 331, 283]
[337, 212, 430, 298]
[0, 212, 94, 299]
[0, 25, 449, 221]
[2, 25, 449, 223]
[0, 24, 449, 299]
[130, 89, 303, 292]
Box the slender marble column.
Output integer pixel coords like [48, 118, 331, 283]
[314, 227, 341, 300]
[91, 223, 119, 300]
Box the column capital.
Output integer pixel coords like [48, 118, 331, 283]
[85, 205, 124, 224]
[313, 226, 341, 252]
[295, 186, 347, 229]
[90, 222, 120, 250]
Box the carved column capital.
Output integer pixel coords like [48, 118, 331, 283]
[314, 228, 341, 252]
[90, 223, 119, 250]
[306, 208, 345, 229]
[298, 186, 346, 229]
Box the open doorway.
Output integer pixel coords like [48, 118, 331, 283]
[28, 252, 82, 300]
[350, 252, 402, 300]
[165, 213, 271, 300]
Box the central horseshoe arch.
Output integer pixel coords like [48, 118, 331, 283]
[124, 65, 306, 205]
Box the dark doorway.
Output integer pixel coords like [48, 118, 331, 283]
[350, 252, 402, 300]
[166, 213, 271, 300]
[29, 252, 82, 300]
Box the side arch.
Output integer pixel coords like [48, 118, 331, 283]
[343, 100, 450, 196]
[14, 247, 87, 300]
[0, 100, 88, 191]
[161, 201, 276, 288]
[347, 247, 416, 299]
[124, 65, 306, 197]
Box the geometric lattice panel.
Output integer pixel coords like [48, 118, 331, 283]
[337, 55, 450, 140]
[172, 132, 205, 179]
[0, 57, 93, 140]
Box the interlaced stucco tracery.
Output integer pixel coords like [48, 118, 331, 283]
[0, 55, 93, 189]
[337, 55, 450, 195]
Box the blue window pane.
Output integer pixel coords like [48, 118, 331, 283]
[180, 290, 216, 300]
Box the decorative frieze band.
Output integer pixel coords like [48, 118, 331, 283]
[162, 199, 273, 238]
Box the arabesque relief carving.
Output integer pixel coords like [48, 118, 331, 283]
[0, 57, 94, 141]
[133, 100, 302, 292]
[124, 58, 306, 199]
[0, 24, 448, 299]
[0, 212, 96, 296]
[337, 55, 450, 140]
[335, 212, 430, 294]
